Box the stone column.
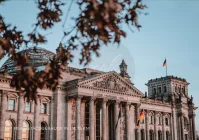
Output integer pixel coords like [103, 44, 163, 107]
[154, 112, 158, 140]
[170, 115, 174, 140]
[130, 105, 135, 140]
[172, 108, 178, 140]
[114, 100, 120, 140]
[66, 97, 74, 140]
[33, 97, 40, 140]
[192, 114, 196, 140]
[189, 117, 193, 140]
[162, 113, 165, 140]
[135, 104, 141, 140]
[180, 114, 185, 140]
[125, 103, 130, 140]
[0, 91, 7, 140]
[145, 110, 149, 140]
[50, 93, 56, 140]
[89, 97, 95, 140]
[76, 96, 82, 140]
[106, 102, 110, 140]
[102, 98, 107, 140]
[81, 100, 86, 140]
[17, 94, 25, 140]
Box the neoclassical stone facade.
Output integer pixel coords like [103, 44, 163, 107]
[0, 48, 197, 140]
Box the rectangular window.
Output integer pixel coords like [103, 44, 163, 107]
[41, 103, 47, 114]
[158, 87, 161, 94]
[158, 117, 161, 125]
[8, 99, 15, 111]
[164, 86, 167, 93]
[165, 118, 169, 126]
[25, 102, 31, 112]
[85, 102, 89, 137]
[151, 116, 153, 124]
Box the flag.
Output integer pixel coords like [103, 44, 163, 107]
[163, 59, 167, 67]
[115, 107, 122, 130]
[136, 109, 144, 129]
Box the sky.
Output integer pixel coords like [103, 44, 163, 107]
[0, 0, 199, 131]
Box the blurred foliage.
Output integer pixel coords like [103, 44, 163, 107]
[0, 0, 146, 102]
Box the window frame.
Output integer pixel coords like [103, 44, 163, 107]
[158, 116, 162, 125]
[40, 122, 47, 140]
[41, 103, 47, 114]
[164, 86, 167, 93]
[158, 87, 161, 94]
[25, 102, 31, 113]
[8, 99, 15, 111]
[165, 117, 169, 126]
[4, 120, 14, 140]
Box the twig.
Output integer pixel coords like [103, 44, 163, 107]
[62, 0, 74, 28]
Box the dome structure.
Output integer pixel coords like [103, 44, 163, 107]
[0, 47, 55, 73]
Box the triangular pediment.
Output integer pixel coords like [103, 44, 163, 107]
[77, 72, 143, 97]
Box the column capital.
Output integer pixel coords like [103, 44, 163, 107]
[107, 102, 111, 106]
[90, 96, 96, 101]
[94, 100, 98, 105]
[102, 98, 108, 103]
[126, 102, 131, 106]
[125, 102, 131, 110]
[136, 103, 141, 108]
[75, 95, 83, 100]
[69, 97, 76, 103]
[81, 99, 87, 103]
[115, 99, 121, 105]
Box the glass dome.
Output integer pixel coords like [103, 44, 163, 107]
[0, 47, 55, 73]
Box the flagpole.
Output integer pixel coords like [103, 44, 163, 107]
[166, 64, 167, 76]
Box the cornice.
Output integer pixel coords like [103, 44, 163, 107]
[141, 98, 171, 107]
[78, 85, 141, 97]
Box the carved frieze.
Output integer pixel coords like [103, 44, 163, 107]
[93, 75, 128, 92]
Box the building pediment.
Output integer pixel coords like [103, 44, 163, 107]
[76, 72, 143, 97]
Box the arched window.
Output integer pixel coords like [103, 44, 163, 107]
[149, 130, 154, 140]
[166, 131, 170, 140]
[4, 120, 14, 140]
[158, 130, 162, 140]
[141, 129, 145, 140]
[22, 121, 31, 140]
[41, 122, 47, 140]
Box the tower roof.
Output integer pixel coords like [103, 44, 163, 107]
[147, 75, 189, 85]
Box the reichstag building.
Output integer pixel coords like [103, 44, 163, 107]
[0, 47, 197, 140]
